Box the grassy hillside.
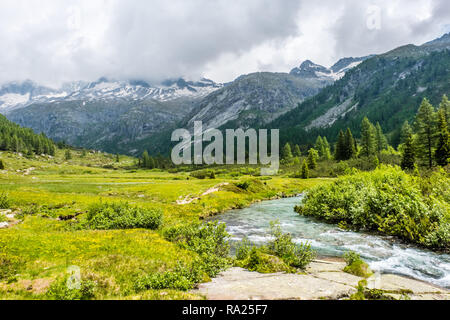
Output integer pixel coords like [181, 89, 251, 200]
[270, 49, 450, 148]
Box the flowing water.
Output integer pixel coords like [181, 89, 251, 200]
[212, 196, 450, 289]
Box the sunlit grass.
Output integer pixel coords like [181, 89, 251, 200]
[0, 150, 331, 299]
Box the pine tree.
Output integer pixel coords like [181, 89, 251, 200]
[415, 98, 437, 168]
[116, 153, 120, 163]
[435, 106, 450, 167]
[440, 94, 450, 131]
[293, 144, 302, 158]
[344, 128, 356, 159]
[301, 159, 309, 179]
[335, 130, 346, 161]
[149, 156, 156, 169]
[322, 137, 331, 160]
[307, 148, 318, 169]
[401, 133, 415, 170]
[360, 117, 376, 157]
[400, 121, 413, 144]
[142, 151, 150, 168]
[315, 136, 324, 159]
[0, 159, 5, 170]
[282, 143, 293, 160]
[64, 149, 72, 160]
[375, 122, 388, 152]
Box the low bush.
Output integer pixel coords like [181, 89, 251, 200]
[0, 193, 10, 209]
[343, 251, 372, 278]
[235, 247, 294, 273]
[82, 202, 163, 230]
[266, 221, 316, 269]
[190, 170, 215, 180]
[134, 262, 204, 292]
[46, 277, 97, 300]
[296, 166, 450, 251]
[0, 159, 5, 170]
[235, 222, 316, 272]
[349, 280, 396, 300]
[163, 221, 231, 278]
[0, 254, 23, 281]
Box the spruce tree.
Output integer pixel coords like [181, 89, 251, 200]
[322, 137, 331, 160]
[344, 128, 356, 159]
[293, 144, 302, 158]
[282, 143, 293, 160]
[307, 148, 318, 169]
[400, 121, 413, 144]
[301, 159, 309, 179]
[64, 149, 72, 160]
[435, 106, 450, 167]
[315, 136, 324, 158]
[360, 117, 376, 157]
[116, 153, 120, 163]
[415, 98, 437, 168]
[335, 130, 346, 161]
[149, 156, 156, 169]
[375, 122, 388, 152]
[440, 94, 450, 131]
[401, 133, 415, 170]
[142, 151, 150, 168]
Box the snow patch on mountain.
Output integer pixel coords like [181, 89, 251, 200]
[0, 78, 223, 113]
[0, 93, 30, 109]
[290, 56, 371, 81]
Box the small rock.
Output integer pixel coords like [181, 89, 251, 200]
[0, 222, 9, 229]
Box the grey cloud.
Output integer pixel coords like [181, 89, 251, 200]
[0, 0, 449, 86]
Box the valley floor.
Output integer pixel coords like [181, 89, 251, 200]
[0, 150, 327, 300]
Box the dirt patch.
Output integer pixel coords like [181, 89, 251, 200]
[177, 183, 230, 205]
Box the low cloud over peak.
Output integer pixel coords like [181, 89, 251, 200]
[0, 0, 449, 87]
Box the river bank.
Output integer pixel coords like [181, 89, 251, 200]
[211, 197, 450, 289]
[193, 258, 450, 300]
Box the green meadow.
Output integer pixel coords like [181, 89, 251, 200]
[0, 149, 329, 300]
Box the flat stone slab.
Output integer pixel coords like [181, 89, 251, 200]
[193, 260, 450, 300]
[194, 267, 356, 300]
[374, 274, 446, 294]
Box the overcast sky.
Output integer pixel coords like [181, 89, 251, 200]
[0, 0, 449, 87]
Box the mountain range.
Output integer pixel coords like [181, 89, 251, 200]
[269, 32, 450, 147]
[2, 32, 450, 155]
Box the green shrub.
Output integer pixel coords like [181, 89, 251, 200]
[296, 166, 450, 250]
[0, 193, 10, 209]
[266, 221, 316, 270]
[0, 159, 5, 170]
[235, 181, 250, 190]
[343, 251, 373, 278]
[0, 254, 23, 281]
[190, 170, 214, 180]
[46, 277, 96, 300]
[163, 221, 231, 277]
[82, 202, 163, 230]
[134, 262, 204, 292]
[349, 280, 396, 300]
[235, 247, 294, 273]
[234, 179, 267, 193]
[236, 237, 252, 260]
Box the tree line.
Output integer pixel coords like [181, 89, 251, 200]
[0, 114, 56, 156]
[400, 95, 450, 170]
[280, 94, 450, 174]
